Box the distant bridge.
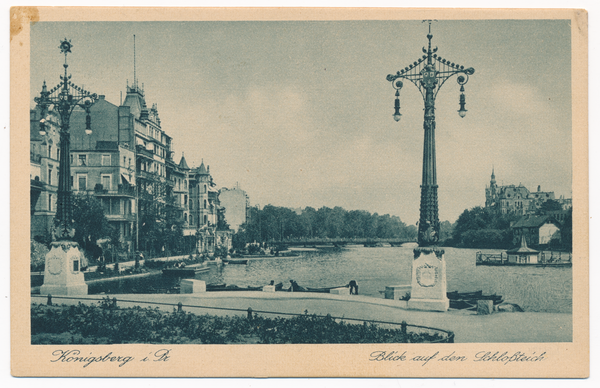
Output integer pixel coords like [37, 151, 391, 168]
[270, 239, 417, 247]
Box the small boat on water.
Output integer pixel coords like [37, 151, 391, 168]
[162, 266, 209, 277]
[446, 290, 503, 310]
[302, 285, 348, 293]
[206, 283, 265, 292]
[224, 258, 248, 265]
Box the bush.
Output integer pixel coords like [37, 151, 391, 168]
[31, 240, 49, 272]
[31, 303, 448, 344]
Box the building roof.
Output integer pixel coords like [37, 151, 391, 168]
[511, 215, 556, 229]
[195, 160, 208, 175]
[179, 154, 190, 170]
[507, 235, 539, 254]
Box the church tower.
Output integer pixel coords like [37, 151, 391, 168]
[485, 168, 498, 208]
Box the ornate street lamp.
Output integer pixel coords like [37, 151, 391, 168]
[35, 39, 98, 240]
[386, 22, 474, 247]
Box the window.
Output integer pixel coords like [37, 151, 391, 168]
[78, 174, 87, 191]
[204, 215, 207, 224]
[101, 174, 111, 191]
[111, 198, 120, 215]
[101, 198, 110, 214]
[78, 154, 87, 166]
[190, 214, 193, 224]
[102, 155, 111, 166]
[48, 145, 52, 159]
[70, 154, 74, 165]
[184, 195, 188, 206]
[48, 194, 53, 212]
[123, 156, 127, 166]
[48, 168, 52, 185]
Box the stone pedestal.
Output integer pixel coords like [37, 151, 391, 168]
[180, 279, 206, 294]
[407, 248, 449, 312]
[384, 285, 412, 300]
[330, 287, 350, 295]
[262, 285, 276, 292]
[40, 241, 88, 296]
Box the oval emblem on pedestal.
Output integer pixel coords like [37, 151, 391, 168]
[47, 257, 63, 275]
[416, 264, 438, 287]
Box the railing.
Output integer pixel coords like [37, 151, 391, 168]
[93, 184, 136, 197]
[476, 252, 506, 264]
[31, 294, 455, 343]
[136, 145, 154, 159]
[30, 152, 42, 164]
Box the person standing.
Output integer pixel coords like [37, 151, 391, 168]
[348, 280, 358, 295]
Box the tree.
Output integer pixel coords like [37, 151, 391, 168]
[72, 194, 111, 259]
[137, 178, 185, 256]
[538, 199, 563, 214]
[451, 206, 518, 248]
[216, 207, 230, 231]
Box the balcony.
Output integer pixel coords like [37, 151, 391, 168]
[94, 184, 136, 198]
[136, 144, 154, 159]
[137, 170, 158, 181]
[30, 152, 42, 164]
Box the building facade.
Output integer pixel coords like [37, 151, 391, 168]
[511, 215, 561, 247]
[31, 77, 231, 256]
[218, 185, 249, 232]
[30, 108, 60, 240]
[485, 169, 571, 215]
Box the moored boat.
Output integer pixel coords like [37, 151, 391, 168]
[162, 266, 209, 277]
[224, 258, 248, 265]
[446, 290, 503, 310]
[206, 283, 263, 292]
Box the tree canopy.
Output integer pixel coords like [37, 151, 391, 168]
[235, 205, 417, 245]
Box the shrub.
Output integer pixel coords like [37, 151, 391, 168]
[31, 303, 448, 345]
[31, 240, 49, 272]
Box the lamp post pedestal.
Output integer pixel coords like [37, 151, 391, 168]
[407, 248, 449, 312]
[40, 241, 88, 296]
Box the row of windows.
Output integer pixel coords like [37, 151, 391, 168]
[73, 173, 112, 191]
[139, 160, 166, 177]
[184, 213, 208, 225]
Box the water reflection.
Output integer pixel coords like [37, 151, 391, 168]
[89, 246, 572, 313]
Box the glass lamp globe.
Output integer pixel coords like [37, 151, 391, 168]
[458, 109, 467, 118]
[393, 113, 402, 122]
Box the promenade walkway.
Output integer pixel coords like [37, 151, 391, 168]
[31, 291, 572, 343]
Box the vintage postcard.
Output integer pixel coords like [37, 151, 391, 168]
[10, 7, 588, 378]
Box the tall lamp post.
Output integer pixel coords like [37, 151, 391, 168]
[35, 39, 98, 240]
[36, 39, 97, 295]
[386, 22, 474, 247]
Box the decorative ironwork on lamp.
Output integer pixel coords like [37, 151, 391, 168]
[385, 21, 475, 246]
[34, 38, 98, 240]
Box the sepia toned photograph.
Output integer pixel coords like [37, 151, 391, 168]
[10, 6, 588, 379]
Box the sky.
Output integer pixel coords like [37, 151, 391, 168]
[29, 18, 572, 225]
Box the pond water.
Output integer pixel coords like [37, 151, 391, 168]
[89, 245, 572, 314]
